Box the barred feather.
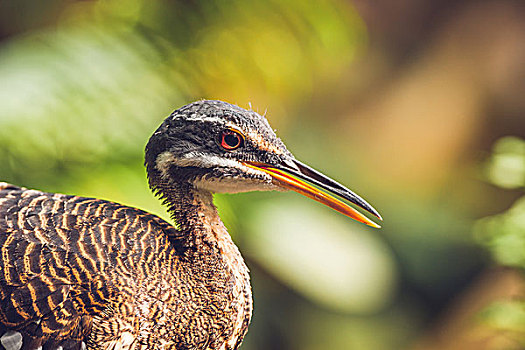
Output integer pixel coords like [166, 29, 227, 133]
[0, 183, 251, 350]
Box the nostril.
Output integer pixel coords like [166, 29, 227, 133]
[281, 158, 300, 171]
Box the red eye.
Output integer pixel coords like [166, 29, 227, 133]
[220, 130, 244, 150]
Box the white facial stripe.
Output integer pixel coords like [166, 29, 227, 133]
[185, 116, 223, 123]
[174, 113, 229, 125]
[193, 176, 280, 194]
[155, 151, 263, 175]
[176, 152, 241, 168]
[155, 151, 287, 193]
[156, 146, 285, 192]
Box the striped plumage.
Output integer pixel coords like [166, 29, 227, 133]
[0, 183, 251, 350]
[0, 100, 381, 350]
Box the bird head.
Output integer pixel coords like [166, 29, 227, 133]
[145, 100, 382, 228]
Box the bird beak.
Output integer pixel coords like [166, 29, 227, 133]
[242, 159, 382, 228]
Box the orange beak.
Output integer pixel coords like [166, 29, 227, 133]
[243, 159, 382, 228]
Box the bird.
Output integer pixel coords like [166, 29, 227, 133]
[0, 100, 382, 350]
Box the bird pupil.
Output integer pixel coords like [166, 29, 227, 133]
[224, 134, 239, 147]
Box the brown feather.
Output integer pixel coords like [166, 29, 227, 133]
[0, 183, 251, 349]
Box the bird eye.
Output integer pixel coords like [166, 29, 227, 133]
[219, 129, 244, 150]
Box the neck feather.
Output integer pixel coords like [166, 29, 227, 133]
[150, 172, 238, 257]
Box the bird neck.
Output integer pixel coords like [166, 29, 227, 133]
[159, 181, 240, 260]
[147, 177, 253, 346]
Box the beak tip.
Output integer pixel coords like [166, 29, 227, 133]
[366, 206, 382, 221]
[244, 160, 384, 228]
[366, 219, 382, 229]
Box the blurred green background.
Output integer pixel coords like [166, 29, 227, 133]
[1, 0, 525, 349]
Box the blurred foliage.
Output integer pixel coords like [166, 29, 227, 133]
[479, 300, 525, 345]
[475, 136, 525, 346]
[475, 137, 525, 269]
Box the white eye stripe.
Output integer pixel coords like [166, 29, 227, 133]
[177, 114, 237, 127]
[156, 151, 243, 170]
[155, 151, 268, 183]
[184, 116, 222, 123]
